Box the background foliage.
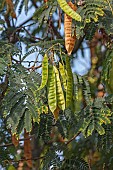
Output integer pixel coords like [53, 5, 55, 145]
[0, 0, 113, 169]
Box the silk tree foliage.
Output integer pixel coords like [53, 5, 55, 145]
[0, 0, 113, 169]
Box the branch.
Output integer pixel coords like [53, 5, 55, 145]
[32, 0, 38, 8]
[3, 156, 45, 163]
[66, 131, 81, 145]
[26, 64, 42, 71]
[50, 21, 62, 39]
[72, 35, 85, 54]
[0, 143, 13, 147]
[0, 136, 34, 147]
[18, 16, 33, 27]
[22, 27, 43, 41]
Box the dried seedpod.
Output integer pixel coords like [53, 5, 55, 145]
[64, 1, 77, 55]
[12, 134, 19, 147]
[24, 130, 32, 168]
[5, 0, 16, 18]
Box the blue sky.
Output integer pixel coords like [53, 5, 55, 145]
[1, 1, 91, 75]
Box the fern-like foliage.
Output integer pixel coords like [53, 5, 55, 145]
[61, 157, 89, 170]
[97, 124, 113, 153]
[77, 0, 106, 23]
[41, 143, 63, 170]
[33, 0, 57, 27]
[38, 113, 53, 142]
[102, 50, 113, 93]
[73, 74, 112, 137]
[99, 9, 113, 36]
[0, 41, 20, 77]
[76, 0, 113, 40]
[79, 97, 111, 137]
[2, 64, 48, 134]
[98, 94, 113, 153]
[85, 22, 98, 40]
[41, 143, 89, 170]
[0, 114, 17, 168]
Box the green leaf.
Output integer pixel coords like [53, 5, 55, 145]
[57, 0, 81, 21]
[54, 66, 65, 110]
[87, 122, 95, 136]
[27, 102, 38, 121]
[98, 114, 111, 125]
[38, 54, 48, 90]
[95, 123, 105, 135]
[24, 110, 32, 132]
[47, 65, 57, 113]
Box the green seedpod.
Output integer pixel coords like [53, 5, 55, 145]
[59, 62, 67, 90]
[66, 56, 73, 108]
[8, 165, 16, 170]
[107, 56, 113, 93]
[57, 0, 81, 21]
[38, 54, 48, 90]
[47, 65, 57, 113]
[54, 66, 65, 110]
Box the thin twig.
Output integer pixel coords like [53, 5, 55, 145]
[22, 27, 42, 41]
[0, 136, 34, 147]
[32, 0, 38, 8]
[0, 143, 14, 147]
[3, 156, 45, 163]
[18, 16, 33, 27]
[66, 131, 81, 145]
[26, 64, 42, 71]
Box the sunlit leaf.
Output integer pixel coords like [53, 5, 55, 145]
[54, 66, 65, 110]
[38, 54, 48, 90]
[57, 0, 81, 21]
[47, 65, 57, 113]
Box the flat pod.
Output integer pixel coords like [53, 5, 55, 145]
[59, 62, 67, 90]
[57, 0, 81, 21]
[107, 56, 113, 93]
[66, 56, 73, 107]
[54, 66, 65, 110]
[47, 65, 57, 113]
[64, 1, 77, 55]
[8, 165, 16, 170]
[38, 54, 48, 90]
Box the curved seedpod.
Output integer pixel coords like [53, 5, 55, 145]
[47, 65, 57, 113]
[54, 66, 65, 110]
[66, 56, 73, 107]
[11, 134, 19, 147]
[38, 54, 48, 90]
[24, 130, 32, 168]
[6, 0, 16, 18]
[54, 106, 60, 120]
[64, 1, 77, 55]
[59, 62, 67, 90]
[57, 0, 81, 21]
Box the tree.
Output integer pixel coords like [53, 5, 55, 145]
[0, 0, 113, 169]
